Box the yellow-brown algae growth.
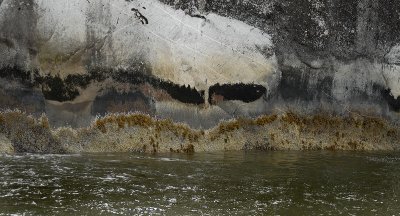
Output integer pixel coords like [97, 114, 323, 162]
[0, 111, 399, 153]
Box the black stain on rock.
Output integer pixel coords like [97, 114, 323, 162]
[0, 66, 34, 86]
[33, 72, 92, 102]
[189, 13, 206, 20]
[1, 66, 91, 102]
[159, 82, 204, 104]
[208, 83, 266, 104]
[113, 69, 205, 105]
[39, 75, 81, 102]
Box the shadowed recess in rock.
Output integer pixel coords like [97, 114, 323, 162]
[277, 67, 333, 101]
[0, 87, 45, 114]
[382, 89, 400, 112]
[92, 89, 155, 116]
[208, 83, 266, 104]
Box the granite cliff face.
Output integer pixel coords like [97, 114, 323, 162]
[0, 0, 399, 153]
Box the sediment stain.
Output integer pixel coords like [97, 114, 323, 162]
[85, 0, 115, 68]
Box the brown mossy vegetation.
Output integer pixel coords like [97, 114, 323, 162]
[217, 120, 241, 134]
[91, 112, 281, 152]
[93, 113, 202, 144]
[281, 112, 305, 126]
[280, 112, 389, 132]
[95, 113, 153, 132]
[182, 144, 195, 154]
[0, 110, 399, 153]
[209, 114, 278, 141]
[39, 114, 50, 129]
[91, 111, 400, 152]
[286, 112, 397, 151]
[255, 114, 278, 126]
[0, 110, 63, 153]
[169, 144, 195, 154]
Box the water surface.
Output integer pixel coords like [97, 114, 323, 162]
[0, 151, 399, 215]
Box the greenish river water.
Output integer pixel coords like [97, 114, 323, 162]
[0, 151, 399, 215]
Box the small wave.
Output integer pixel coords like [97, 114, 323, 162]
[157, 157, 188, 162]
[366, 156, 400, 163]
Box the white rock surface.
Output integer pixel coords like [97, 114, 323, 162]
[20, 0, 277, 90]
[386, 45, 400, 65]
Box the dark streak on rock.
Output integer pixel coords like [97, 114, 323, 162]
[85, 1, 114, 68]
[0, 66, 35, 86]
[131, 8, 148, 25]
[0, 0, 39, 68]
[38, 74, 92, 102]
[276, 67, 333, 101]
[189, 13, 206, 20]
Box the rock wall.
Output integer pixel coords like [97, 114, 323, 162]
[0, 0, 399, 152]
